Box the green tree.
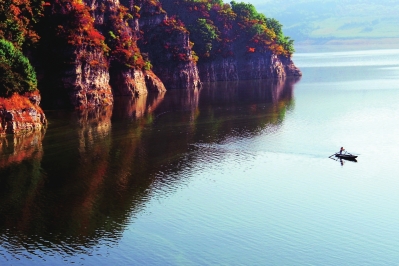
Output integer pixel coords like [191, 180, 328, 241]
[0, 39, 37, 96]
[266, 18, 283, 36]
[266, 18, 295, 54]
[160, 0, 295, 57]
[230, 1, 261, 21]
[188, 18, 218, 57]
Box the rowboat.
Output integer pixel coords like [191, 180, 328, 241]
[329, 151, 358, 162]
[335, 153, 358, 160]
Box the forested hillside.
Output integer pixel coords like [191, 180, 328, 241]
[158, 0, 294, 60]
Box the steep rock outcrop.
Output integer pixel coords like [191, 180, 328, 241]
[156, 0, 302, 84]
[197, 53, 302, 82]
[147, 28, 201, 89]
[37, 0, 166, 110]
[138, 2, 201, 89]
[37, 0, 300, 112]
[90, 0, 167, 98]
[153, 57, 201, 89]
[37, 0, 114, 109]
[280, 56, 303, 77]
[110, 68, 166, 97]
[110, 68, 148, 97]
[144, 70, 167, 93]
[0, 92, 47, 136]
[63, 45, 113, 108]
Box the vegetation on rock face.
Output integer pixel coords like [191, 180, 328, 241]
[0, 0, 295, 99]
[54, 0, 109, 52]
[103, 4, 147, 70]
[0, 39, 37, 96]
[41, 0, 151, 70]
[187, 18, 218, 58]
[140, 15, 197, 66]
[0, 0, 41, 96]
[159, 0, 295, 61]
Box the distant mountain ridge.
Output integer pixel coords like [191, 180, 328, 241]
[252, 0, 399, 43]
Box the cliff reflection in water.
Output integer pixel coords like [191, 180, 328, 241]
[0, 77, 299, 256]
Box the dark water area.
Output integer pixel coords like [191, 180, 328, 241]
[0, 78, 297, 265]
[1, 48, 399, 265]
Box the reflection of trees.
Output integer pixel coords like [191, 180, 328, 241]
[0, 107, 117, 249]
[0, 93, 169, 251]
[0, 131, 45, 235]
[0, 77, 299, 253]
[188, 77, 299, 142]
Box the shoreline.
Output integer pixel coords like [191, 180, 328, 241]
[295, 38, 399, 53]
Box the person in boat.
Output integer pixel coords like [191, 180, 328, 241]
[339, 147, 345, 154]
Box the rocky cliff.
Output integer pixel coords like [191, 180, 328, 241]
[198, 53, 302, 82]
[38, 0, 298, 109]
[63, 45, 114, 108]
[37, 0, 167, 110]
[0, 0, 303, 135]
[0, 92, 47, 135]
[110, 68, 166, 97]
[137, 1, 201, 90]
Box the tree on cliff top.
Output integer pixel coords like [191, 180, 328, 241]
[0, 39, 37, 96]
[159, 0, 295, 61]
[0, 0, 43, 50]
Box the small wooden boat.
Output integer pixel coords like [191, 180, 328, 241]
[329, 151, 358, 162]
[335, 153, 358, 159]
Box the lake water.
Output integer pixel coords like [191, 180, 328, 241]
[1, 48, 399, 265]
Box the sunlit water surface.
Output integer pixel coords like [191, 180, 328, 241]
[1, 48, 399, 265]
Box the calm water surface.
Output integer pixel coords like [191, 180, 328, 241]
[1, 48, 399, 265]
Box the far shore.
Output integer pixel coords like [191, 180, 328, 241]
[295, 38, 399, 53]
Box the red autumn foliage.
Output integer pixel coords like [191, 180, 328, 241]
[104, 4, 148, 69]
[0, 0, 43, 48]
[0, 92, 44, 125]
[0, 93, 34, 111]
[50, 0, 108, 52]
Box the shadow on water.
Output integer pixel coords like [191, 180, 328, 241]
[0, 77, 300, 256]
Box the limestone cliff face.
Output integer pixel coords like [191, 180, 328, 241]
[144, 70, 167, 93]
[145, 29, 201, 89]
[280, 56, 303, 77]
[90, 0, 167, 99]
[49, 0, 200, 108]
[197, 53, 302, 82]
[111, 68, 148, 97]
[0, 92, 47, 135]
[40, 0, 299, 109]
[138, 2, 201, 90]
[62, 45, 113, 108]
[40, 0, 167, 109]
[110, 68, 166, 97]
[152, 55, 202, 90]
[42, 0, 300, 109]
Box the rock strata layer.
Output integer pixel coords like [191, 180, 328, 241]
[198, 54, 302, 82]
